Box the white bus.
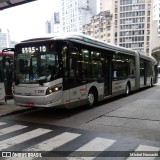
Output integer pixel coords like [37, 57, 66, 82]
[12, 33, 157, 108]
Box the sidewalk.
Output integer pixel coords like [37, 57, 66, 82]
[0, 99, 30, 117]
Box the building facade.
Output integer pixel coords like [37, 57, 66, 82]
[0, 28, 10, 51]
[153, 0, 160, 37]
[45, 12, 61, 34]
[10, 41, 18, 48]
[151, 20, 160, 62]
[100, 0, 113, 13]
[60, 0, 100, 33]
[113, 0, 153, 55]
[82, 11, 113, 43]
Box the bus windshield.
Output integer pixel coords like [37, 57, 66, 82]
[15, 44, 60, 84]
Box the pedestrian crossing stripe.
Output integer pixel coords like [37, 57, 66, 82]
[0, 128, 52, 150]
[72, 137, 116, 151]
[67, 137, 116, 160]
[0, 125, 27, 136]
[135, 145, 160, 152]
[26, 132, 81, 151]
[127, 145, 160, 160]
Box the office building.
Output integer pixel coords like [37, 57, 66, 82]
[100, 0, 113, 13]
[45, 12, 61, 34]
[82, 11, 113, 43]
[10, 41, 18, 48]
[60, 0, 100, 33]
[0, 28, 10, 51]
[113, 0, 153, 55]
[153, 0, 160, 37]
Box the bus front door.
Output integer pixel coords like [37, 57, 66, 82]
[103, 56, 112, 96]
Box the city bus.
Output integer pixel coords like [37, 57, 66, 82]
[12, 33, 157, 108]
[0, 49, 14, 101]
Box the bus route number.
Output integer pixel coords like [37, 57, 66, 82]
[22, 46, 47, 54]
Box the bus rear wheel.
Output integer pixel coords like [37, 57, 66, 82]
[125, 84, 130, 96]
[150, 78, 153, 87]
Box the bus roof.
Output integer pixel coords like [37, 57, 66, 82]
[18, 33, 157, 63]
[20, 33, 136, 54]
[139, 53, 157, 64]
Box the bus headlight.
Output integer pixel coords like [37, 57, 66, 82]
[46, 84, 62, 95]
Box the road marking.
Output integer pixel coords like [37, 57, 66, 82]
[0, 128, 52, 150]
[0, 125, 27, 135]
[68, 137, 116, 160]
[0, 122, 6, 126]
[127, 145, 160, 160]
[26, 132, 81, 151]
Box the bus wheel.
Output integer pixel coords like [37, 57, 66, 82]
[125, 84, 130, 96]
[87, 89, 97, 107]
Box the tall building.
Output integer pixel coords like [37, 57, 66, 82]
[45, 20, 52, 33]
[60, 0, 100, 33]
[45, 12, 61, 34]
[153, 0, 160, 37]
[113, 0, 153, 55]
[0, 28, 11, 51]
[151, 20, 160, 62]
[10, 41, 18, 48]
[100, 0, 113, 13]
[82, 11, 113, 43]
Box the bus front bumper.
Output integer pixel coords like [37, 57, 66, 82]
[13, 92, 63, 108]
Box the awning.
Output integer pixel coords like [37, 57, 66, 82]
[0, 0, 36, 10]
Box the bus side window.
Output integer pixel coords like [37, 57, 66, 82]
[62, 45, 68, 78]
[80, 49, 91, 79]
[69, 59, 74, 78]
[113, 54, 135, 79]
[62, 46, 67, 68]
[91, 51, 102, 79]
[69, 47, 78, 79]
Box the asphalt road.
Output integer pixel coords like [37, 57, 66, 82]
[1, 82, 160, 159]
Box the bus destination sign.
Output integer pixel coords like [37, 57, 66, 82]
[21, 46, 47, 54]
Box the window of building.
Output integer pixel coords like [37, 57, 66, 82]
[115, 8, 118, 13]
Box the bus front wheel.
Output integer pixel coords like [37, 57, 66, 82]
[87, 89, 97, 107]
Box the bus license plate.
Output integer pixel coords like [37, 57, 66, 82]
[26, 102, 34, 107]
